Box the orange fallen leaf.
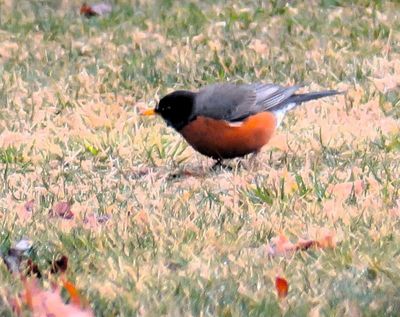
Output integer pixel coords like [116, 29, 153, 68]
[275, 276, 289, 299]
[62, 278, 82, 307]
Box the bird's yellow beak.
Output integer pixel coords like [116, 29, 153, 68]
[141, 108, 156, 116]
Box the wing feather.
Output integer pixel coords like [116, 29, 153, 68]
[193, 83, 300, 122]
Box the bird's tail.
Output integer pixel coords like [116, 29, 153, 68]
[286, 90, 342, 105]
[273, 90, 342, 113]
[272, 90, 342, 126]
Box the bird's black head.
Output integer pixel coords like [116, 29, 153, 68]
[155, 90, 196, 131]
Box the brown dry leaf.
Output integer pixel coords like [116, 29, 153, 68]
[50, 202, 74, 219]
[267, 231, 336, 257]
[25, 259, 42, 279]
[51, 255, 68, 274]
[80, 3, 112, 17]
[22, 278, 93, 317]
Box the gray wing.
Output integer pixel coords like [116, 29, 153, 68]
[194, 83, 301, 122]
[194, 83, 256, 121]
[249, 83, 301, 110]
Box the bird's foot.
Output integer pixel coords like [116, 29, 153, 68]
[211, 160, 233, 171]
[245, 151, 262, 170]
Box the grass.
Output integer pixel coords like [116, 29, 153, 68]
[0, 0, 400, 315]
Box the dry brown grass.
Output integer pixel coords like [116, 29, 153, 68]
[0, 0, 399, 315]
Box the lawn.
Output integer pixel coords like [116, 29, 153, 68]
[0, 0, 399, 316]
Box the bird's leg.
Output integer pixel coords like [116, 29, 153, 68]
[247, 150, 261, 170]
[211, 158, 223, 170]
[211, 158, 232, 171]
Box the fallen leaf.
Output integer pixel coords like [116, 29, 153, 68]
[26, 259, 42, 279]
[51, 202, 74, 219]
[22, 278, 93, 317]
[62, 278, 82, 307]
[80, 3, 112, 17]
[296, 239, 318, 251]
[267, 231, 337, 257]
[51, 255, 68, 274]
[275, 276, 289, 299]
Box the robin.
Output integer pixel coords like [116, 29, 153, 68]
[142, 83, 340, 164]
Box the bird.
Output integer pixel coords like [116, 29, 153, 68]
[142, 83, 340, 164]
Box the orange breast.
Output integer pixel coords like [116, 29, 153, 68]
[180, 112, 277, 159]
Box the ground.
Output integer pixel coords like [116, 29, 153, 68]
[0, 0, 399, 316]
